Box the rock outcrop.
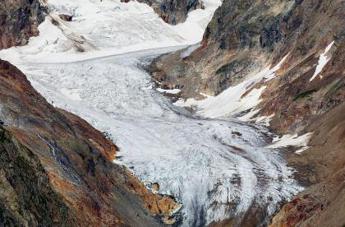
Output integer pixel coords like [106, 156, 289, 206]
[121, 0, 202, 24]
[150, 0, 345, 226]
[0, 0, 44, 49]
[0, 59, 180, 226]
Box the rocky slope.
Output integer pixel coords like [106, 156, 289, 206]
[151, 0, 345, 226]
[121, 0, 202, 24]
[0, 0, 44, 49]
[0, 59, 181, 226]
[271, 102, 345, 226]
[0, 125, 77, 226]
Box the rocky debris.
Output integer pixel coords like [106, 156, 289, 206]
[0, 59, 180, 226]
[150, 0, 345, 225]
[152, 182, 160, 193]
[270, 195, 323, 227]
[59, 14, 73, 22]
[121, 0, 203, 24]
[0, 0, 44, 49]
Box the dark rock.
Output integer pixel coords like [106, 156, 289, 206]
[121, 0, 202, 24]
[59, 14, 73, 22]
[0, 0, 45, 49]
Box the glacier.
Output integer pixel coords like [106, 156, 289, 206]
[0, 0, 302, 226]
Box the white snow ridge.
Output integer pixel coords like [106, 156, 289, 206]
[0, 0, 303, 226]
[310, 41, 335, 81]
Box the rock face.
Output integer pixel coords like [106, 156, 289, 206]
[0, 0, 44, 49]
[0, 126, 77, 226]
[121, 0, 202, 24]
[151, 0, 345, 226]
[0, 60, 180, 226]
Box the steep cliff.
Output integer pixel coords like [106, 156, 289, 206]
[0, 126, 77, 226]
[151, 0, 345, 226]
[121, 0, 202, 24]
[0, 0, 44, 49]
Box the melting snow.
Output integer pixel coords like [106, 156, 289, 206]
[310, 41, 334, 81]
[266, 133, 313, 154]
[255, 114, 275, 127]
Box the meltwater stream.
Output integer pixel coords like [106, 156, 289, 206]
[17, 48, 300, 226]
[0, 0, 302, 225]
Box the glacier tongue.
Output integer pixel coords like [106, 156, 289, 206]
[19, 51, 301, 226]
[0, 0, 302, 226]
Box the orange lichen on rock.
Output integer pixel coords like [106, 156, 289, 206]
[125, 170, 181, 223]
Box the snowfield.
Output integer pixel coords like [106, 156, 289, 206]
[0, 0, 303, 226]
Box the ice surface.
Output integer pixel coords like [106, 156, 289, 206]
[0, 0, 302, 225]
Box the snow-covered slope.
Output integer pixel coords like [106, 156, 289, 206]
[2, 0, 220, 63]
[0, 0, 302, 225]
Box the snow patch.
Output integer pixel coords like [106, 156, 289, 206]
[310, 41, 334, 81]
[255, 114, 275, 127]
[266, 133, 313, 154]
[175, 55, 288, 119]
[172, 0, 222, 43]
[157, 88, 181, 94]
